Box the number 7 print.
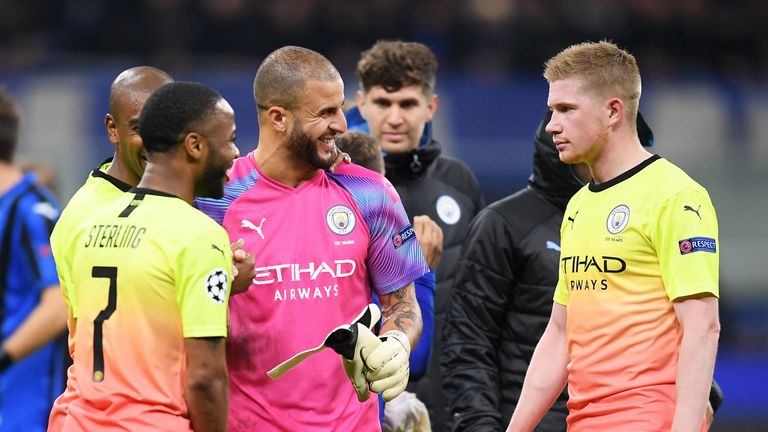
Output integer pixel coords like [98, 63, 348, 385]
[91, 266, 118, 382]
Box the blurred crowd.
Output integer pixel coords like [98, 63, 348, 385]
[2, 0, 766, 80]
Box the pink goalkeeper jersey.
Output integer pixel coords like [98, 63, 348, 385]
[196, 153, 428, 432]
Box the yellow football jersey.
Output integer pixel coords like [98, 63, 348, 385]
[51, 160, 131, 319]
[554, 155, 718, 430]
[61, 188, 232, 430]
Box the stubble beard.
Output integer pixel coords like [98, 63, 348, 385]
[287, 120, 335, 170]
[197, 151, 227, 199]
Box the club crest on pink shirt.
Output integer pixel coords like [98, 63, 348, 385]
[326, 205, 356, 235]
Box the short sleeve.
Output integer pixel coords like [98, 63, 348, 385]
[51, 220, 75, 317]
[654, 189, 719, 300]
[175, 227, 233, 338]
[553, 216, 569, 306]
[365, 183, 429, 295]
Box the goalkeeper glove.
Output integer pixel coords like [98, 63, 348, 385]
[325, 303, 382, 402]
[326, 321, 382, 402]
[267, 304, 383, 403]
[363, 330, 411, 402]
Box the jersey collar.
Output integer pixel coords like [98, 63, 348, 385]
[588, 154, 661, 192]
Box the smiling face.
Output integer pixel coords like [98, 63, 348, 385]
[286, 79, 347, 169]
[196, 99, 240, 199]
[546, 77, 609, 166]
[356, 84, 437, 154]
[106, 90, 154, 185]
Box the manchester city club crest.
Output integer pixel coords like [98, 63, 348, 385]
[326, 205, 356, 235]
[436, 195, 461, 225]
[606, 204, 630, 234]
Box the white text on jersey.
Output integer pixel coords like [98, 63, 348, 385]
[253, 260, 356, 285]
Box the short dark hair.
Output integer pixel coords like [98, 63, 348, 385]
[356, 40, 438, 95]
[139, 82, 222, 154]
[253, 46, 340, 113]
[0, 88, 20, 163]
[335, 131, 384, 174]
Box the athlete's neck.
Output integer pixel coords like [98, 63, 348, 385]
[0, 163, 22, 194]
[136, 160, 194, 204]
[252, 146, 319, 188]
[589, 137, 652, 184]
[105, 154, 141, 187]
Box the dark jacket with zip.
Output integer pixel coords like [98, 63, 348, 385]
[384, 134, 485, 432]
[346, 105, 486, 431]
[440, 111, 581, 431]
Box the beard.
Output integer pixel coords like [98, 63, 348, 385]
[286, 120, 335, 170]
[196, 150, 228, 199]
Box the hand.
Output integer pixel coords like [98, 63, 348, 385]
[340, 323, 383, 402]
[329, 145, 352, 172]
[326, 304, 382, 402]
[413, 215, 443, 269]
[363, 330, 411, 402]
[231, 239, 256, 295]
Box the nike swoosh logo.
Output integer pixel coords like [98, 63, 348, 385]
[546, 241, 561, 251]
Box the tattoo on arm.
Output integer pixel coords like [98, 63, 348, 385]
[384, 285, 418, 332]
[393, 286, 408, 301]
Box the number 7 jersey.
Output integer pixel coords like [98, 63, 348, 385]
[59, 188, 232, 432]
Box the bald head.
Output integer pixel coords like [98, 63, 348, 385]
[109, 66, 174, 119]
[253, 46, 340, 113]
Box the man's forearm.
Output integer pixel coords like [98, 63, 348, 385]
[507, 304, 568, 432]
[380, 283, 422, 349]
[673, 320, 720, 431]
[186, 376, 228, 432]
[185, 337, 228, 432]
[2, 285, 67, 361]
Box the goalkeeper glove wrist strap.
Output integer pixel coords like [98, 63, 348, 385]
[381, 330, 410, 354]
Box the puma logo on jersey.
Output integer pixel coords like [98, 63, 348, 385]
[567, 211, 579, 229]
[683, 205, 701, 219]
[211, 244, 225, 257]
[241, 218, 266, 239]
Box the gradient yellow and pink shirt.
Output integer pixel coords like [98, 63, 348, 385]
[48, 161, 131, 431]
[52, 189, 232, 432]
[196, 153, 429, 431]
[554, 155, 719, 431]
[51, 160, 131, 321]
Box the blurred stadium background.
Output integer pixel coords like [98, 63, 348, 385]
[2, 1, 766, 429]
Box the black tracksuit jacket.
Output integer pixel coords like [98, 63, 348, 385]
[385, 137, 485, 432]
[440, 114, 582, 431]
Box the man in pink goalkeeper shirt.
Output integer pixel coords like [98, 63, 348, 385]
[196, 46, 429, 431]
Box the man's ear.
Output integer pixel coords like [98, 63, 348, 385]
[105, 114, 119, 145]
[426, 93, 439, 122]
[355, 91, 367, 118]
[606, 98, 624, 128]
[183, 132, 205, 162]
[267, 106, 290, 133]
